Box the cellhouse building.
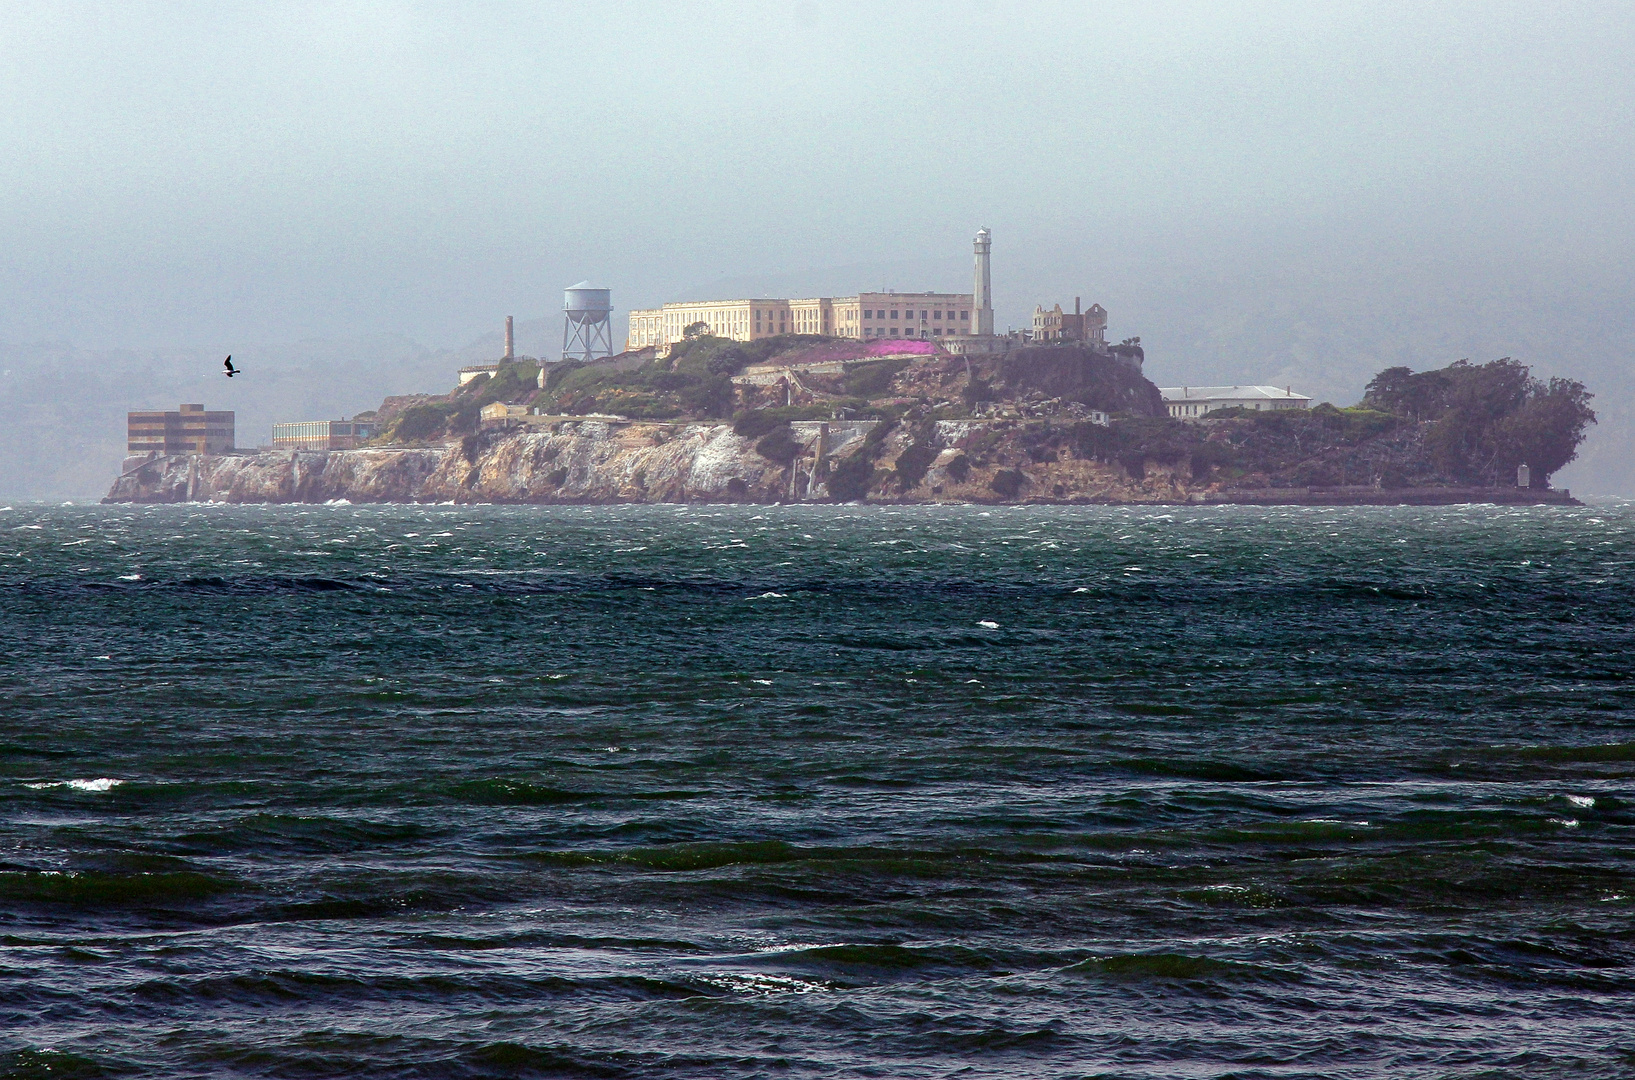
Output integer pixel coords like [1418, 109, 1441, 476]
[625, 229, 999, 352]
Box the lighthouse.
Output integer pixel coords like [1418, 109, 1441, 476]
[972, 227, 994, 337]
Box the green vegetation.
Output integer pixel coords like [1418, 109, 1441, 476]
[466, 361, 539, 408]
[754, 426, 804, 463]
[1059, 405, 1411, 485]
[993, 345, 1165, 416]
[732, 410, 788, 439]
[822, 415, 902, 501]
[826, 454, 879, 502]
[670, 332, 827, 376]
[843, 357, 912, 398]
[1363, 358, 1595, 484]
[390, 400, 479, 444]
[542, 334, 832, 419]
[989, 469, 1024, 498]
[384, 359, 541, 444]
[891, 442, 938, 491]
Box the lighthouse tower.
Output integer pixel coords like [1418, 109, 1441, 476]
[972, 227, 994, 336]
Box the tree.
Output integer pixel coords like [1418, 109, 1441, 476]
[682, 321, 709, 340]
[1363, 365, 1451, 421]
[1366, 357, 1595, 484]
[706, 346, 749, 376]
[1495, 377, 1597, 480]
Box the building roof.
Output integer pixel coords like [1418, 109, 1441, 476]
[1158, 385, 1310, 402]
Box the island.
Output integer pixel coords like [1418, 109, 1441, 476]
[106, 333, 1594, 506]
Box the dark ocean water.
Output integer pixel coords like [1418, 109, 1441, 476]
[1, 501, 1632, 1079]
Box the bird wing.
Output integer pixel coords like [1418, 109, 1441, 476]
[224, 355, 234, 371]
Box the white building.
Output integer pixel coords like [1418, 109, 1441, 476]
[626, 229, 997, 352]
[626, 292, 974, 351]
[1161, 385, 1311, 419]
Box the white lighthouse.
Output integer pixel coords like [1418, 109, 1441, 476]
[972, 227, 994, 337]
[944, 227, 1001, 356]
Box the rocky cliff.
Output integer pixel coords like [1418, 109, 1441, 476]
[104, 415, 1575, 506]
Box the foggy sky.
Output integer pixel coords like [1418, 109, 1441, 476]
[2, 1, 1632, 493]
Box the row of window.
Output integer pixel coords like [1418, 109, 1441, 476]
[862, 326, 955, 338]
[862, 310, 969, 321]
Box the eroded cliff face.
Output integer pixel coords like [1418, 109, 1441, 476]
[105, 417, 1571, 506]
[108, 422, 809, 504]
[105, 418, 1171, 505]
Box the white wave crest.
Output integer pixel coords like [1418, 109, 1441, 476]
[25, 778, 125, 792]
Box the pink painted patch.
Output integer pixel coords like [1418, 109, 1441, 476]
[862, 339, 938, 356]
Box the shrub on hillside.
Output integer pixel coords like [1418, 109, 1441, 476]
[843, 358, 912, 398]
[990, 469, 1025, 498]
[994, 345, 1164, 417]
[892, 442, 938, 491]
[827, 455, 878, 502]
[470, 361, 539, 407]
[394, 405, 450, 443]
[754, 427, 804, 463]
[733, 411, 785, 439]
[546, 353, 734, 419]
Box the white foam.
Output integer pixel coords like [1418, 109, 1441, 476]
[699, 971, 830, 995]
[749, 592, 787, 600]
[25, 778, 125, 792]
[1567, 795, 1596, 808]
[977, 620, 999, 629]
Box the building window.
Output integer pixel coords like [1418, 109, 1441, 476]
[933, 311, 942, 320]
[890, 310, 899, 319]
[961, 311, 969, 319]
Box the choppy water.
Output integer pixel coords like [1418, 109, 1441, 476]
[2, 501, 1632, 1079]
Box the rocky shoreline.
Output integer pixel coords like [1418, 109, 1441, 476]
[105, 420, 1577, 507]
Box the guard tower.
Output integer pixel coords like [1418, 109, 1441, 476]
[562, 282, 613, 361]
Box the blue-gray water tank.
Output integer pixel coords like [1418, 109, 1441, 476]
[564, 282, 612, 324]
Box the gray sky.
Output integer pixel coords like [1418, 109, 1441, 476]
[2, 0, 1632, 492]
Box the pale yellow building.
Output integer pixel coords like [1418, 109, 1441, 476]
[627, 291, 974, 351]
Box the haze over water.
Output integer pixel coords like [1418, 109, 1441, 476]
[3, 502, 1632, 1077]
[2, 2, 1633, 497]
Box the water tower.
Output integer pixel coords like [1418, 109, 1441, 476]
[562, 281, 613, 361]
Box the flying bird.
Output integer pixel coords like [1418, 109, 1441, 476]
[223, 356, 238, 378]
